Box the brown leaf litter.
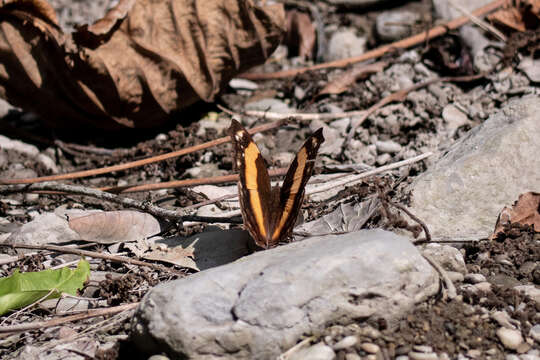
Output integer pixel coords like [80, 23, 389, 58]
[0, 0, 285, 129]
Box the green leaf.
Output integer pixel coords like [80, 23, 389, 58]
[0, 259, 90, 316]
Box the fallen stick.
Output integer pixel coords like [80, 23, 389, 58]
[0, 119, 286, 185]
[239, 0, 505, 80]
[0, 303, 139, 334]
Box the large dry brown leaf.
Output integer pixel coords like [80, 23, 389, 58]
[0, 0, 285, 129]
[68, 210, 162, 243]
[490, 192, 540, 240]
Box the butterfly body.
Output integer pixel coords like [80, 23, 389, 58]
[228, 120, 324, 249]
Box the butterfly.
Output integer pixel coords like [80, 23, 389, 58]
[228, 119, 324, 249]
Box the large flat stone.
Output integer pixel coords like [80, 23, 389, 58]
[131, 230, 438, 359]
[407, 96, 540, 240]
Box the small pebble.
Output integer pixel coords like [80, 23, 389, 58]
[360, 342, 379, 354]
[464, 273, 486, 284]
[288, 342, 335, 360]
[505, 355, 519, 360]
[408, 351, 438, 360]
[529, 324, 540, 343]
[345, 354, 361, 360]
[365, 355, 377, 360]
[413, 345, 432, 353]
[333, 335, 357, 350]
[395, 356, 409, 360]
[467, 349, 482, 358]
[474, 282, 492, 293]
[438, 353, 450, 360]
[497, 327, 524, 350]
[516, 342, 531, 354]
[148, 355, 170, 360]
[376, 153, 392, 165]
[491, 311, 517, 329]
[447, 271, 464, 282]
[375, 140, 402, 154]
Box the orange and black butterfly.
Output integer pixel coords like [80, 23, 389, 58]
[228, 119, 324, 249]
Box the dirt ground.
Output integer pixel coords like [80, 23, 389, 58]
[0, 0, 539, 359]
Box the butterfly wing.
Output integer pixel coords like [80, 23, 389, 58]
[228, 120, 273, 248]
[270, 128, 324, 243]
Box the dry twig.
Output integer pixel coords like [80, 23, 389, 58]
[0, 120, 286, 185]
[0, 303, 139, 334]
[0, 243, 181, 273]
[422, 253, 458, 300]
[239, 0, 505, 80]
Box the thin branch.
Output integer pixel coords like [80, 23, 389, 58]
[422, 253, 457, 300]
[0, 303, 139, 334]
[239, 0, 505, 80]
[388, 201, 431, 243]
[0, 243, 181, 273]
[0, 182, 241, 223]
[344, 74, 485, 147]
[99, 168, 288, 194]
[448, 0, 507, 42]
[306, 152, 433, 196]
[219, 104, 367, 122]
[0, 120, 286, 185]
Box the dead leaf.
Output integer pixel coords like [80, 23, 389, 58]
[489, 0, 540, 32]
[68, 210, 162, 243]
[0, 0, 285, 129]
[125, 237, 198, 271]
[315, 62, 387, 98]
[144, 242, 198, 271]
[490, 192, 540, 240]
[284, 9, 316, 59]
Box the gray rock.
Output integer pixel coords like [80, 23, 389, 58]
[245, 98, 294, 114]
[407, 96, 540, 240]
[421, 243, 467, 274]
[360, 342, 380, 354]
[4, 212, 80, 247]
[514, 285, 540, 306]
[442, 104, 470, 134]
[333, 335, 358, 350]
[496, 327, 523, 350]
[325, 29, 366, 62]
[433, 0, 493, 20]
[132, 230, 439, 359]
[409, 352, 438, 360]
[310, 120, 344, 156]
[464, 273, 486, 284]
[518, 57, 540, 83]
[375, 140, 402, 154]
[289, 342, 335, 360]
[530, 324, 540, 343]
[376, 10, 420, 42]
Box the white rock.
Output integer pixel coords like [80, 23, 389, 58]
[409, 351, 438, 360]
[433, 0, 493, 20]
[375, 140, 402, 154]
[421, 243, 467, 274]
[132, 230, 438, 359]
[407, 96, 540, 239]
[325, 29, 366, 62]
[496, 327, 523, 350]
[0, 135, 39, 157]
[514, 285, 540, 306]
[360, 342, 380, 354]
[245, 98, 294, 114]
[229, 78, 258, 91]
[464, 273, 486, 284]
[530, 324, 540, 343]
[518, 58, 540, 83]
[289, 342, 335, 360]
[442, 104, 469, 133]
[333, 335, 358, 350]
[376, 10, 420, 42]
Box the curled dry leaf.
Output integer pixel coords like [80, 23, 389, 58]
[68, 210, 162, 243]
[0, 0, 285, 128]
[284, 9, 316, 59]
[490, 192, 540, 240]
[488, 0, 540, 32]
[125, 238, 198, 271]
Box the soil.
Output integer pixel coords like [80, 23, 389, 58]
[0, 0, 539, 359]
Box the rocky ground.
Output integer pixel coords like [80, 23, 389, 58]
[0, 0, 539, 359]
